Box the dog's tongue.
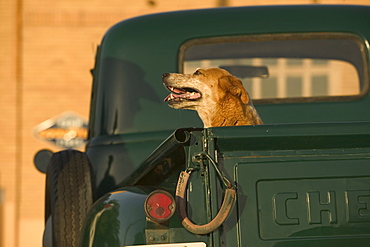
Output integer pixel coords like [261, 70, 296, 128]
[164, 93, 186, 102]
[164, 92, 201, 102]
[164, 86, 201, 102]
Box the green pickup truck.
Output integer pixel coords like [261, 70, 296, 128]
[40, 4, 370, 247]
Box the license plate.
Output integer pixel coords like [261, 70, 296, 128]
[124, 243, 206, 247]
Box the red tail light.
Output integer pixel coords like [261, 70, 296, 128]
[144, 190, 176, 222]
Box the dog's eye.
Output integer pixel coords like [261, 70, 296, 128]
[193, 70, 202, 76]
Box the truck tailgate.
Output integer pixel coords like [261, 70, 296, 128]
[207, 122, 370, 246]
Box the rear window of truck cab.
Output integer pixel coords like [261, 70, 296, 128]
[180, 33, 368, 103]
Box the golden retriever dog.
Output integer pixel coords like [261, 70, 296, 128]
[162, 68, 263, 127]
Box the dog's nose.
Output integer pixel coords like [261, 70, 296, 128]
[162, 73, 170, 79]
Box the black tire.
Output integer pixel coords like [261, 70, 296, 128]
[44, 150, 94, 247]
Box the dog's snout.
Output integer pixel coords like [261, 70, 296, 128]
[162, 73, 170, 79]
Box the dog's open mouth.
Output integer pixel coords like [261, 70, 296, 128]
[164, 86, 201, 102]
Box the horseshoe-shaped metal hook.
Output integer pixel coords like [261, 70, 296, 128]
[175, 169, 236, 235]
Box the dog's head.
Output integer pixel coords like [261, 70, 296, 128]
[162, 68, 250, 110]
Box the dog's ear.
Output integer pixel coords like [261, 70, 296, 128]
[219, 75, 250, 104]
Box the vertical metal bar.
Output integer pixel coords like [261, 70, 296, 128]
[201, 130, 213, 241]
[204, 129, 220, 247]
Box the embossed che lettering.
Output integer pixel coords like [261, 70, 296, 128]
[346, 190, 370, 223]
[307, 191, 337, 224]
[273, 192, 299, 225]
